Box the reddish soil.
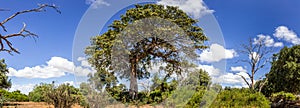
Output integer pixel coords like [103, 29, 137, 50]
[2, 102, 82, 108]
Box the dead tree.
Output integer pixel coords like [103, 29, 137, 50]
[0, 4, 61, 54]
[238, 38, 273, 90]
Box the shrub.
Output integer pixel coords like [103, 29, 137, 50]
[271, 91, 296, 102]
[0, 89, 29, 102]
[210, 88, 270, 108]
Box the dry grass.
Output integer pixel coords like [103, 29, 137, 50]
[2, 102, 83, 108]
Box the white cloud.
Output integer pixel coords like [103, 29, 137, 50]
[197, 64, 250, 88]
[157, 0, 214, 19]
[8, 66, 66, 79]
[274, 42, 284, 47]
[215, 71, 250, 88]
[77, 57, 91, 67]
[86, 0, 110, 8]
[8, 57, 95, 79]
[198, 44, 237, 63]
[253, 34, 283, 47]
[9, 83, 35, 95]
[230, 66, 246, 73]
[47, 57, 75, 72]
[274, 26, 300, 45]
[248, 52, 260, 62]
[197, 65, 221, 77]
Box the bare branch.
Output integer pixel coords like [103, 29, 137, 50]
[239, 75, 250, 88]
[1, 4, 61, 32]
[0, 4, 60, 54]
[0, 23, 38, 54]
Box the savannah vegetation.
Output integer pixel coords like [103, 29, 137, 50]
[0, 2, 300, 108]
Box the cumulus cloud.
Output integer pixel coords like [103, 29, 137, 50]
[215, 70, 250, 88]
[157, 0, 214, 19]
[86, 0, 110, 8]
[253, 34, 283, 47]
[230, 66, 246, 73]
[274, 42, 284, 47]
[77, 57, 91, 67]
[197, 65, 221, 77]
[198, 44, 237, 63]
[198, 65, 249, 88]
[8, 57, 95, 79]
[9, 83, 35, 95]
[248, 52, 260, 61]
[274, 26, 300, 45]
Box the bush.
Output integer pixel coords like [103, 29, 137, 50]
[0, 89, 29, 102]
[271, 91, 296, 102]
[211, 88, 270, 108]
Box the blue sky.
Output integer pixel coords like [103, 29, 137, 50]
[0, 0, 300, 94]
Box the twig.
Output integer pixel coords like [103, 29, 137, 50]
[0, 4, 60, 54]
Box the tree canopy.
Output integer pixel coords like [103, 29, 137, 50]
[85, 3, 208, 100]
[29, 82, 85, 108]
[266, 45, 300, 94]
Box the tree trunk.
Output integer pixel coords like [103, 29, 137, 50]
[129, 58, 138, 100]
[251, 64, 255, 90]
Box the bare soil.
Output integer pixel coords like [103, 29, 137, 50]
[2, 102, 163, 108]
[2, 102, 83, 108]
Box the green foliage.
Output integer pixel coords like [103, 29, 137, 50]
[0, 89, 28, 102]
[29, 82, 85, 108]
[80, 82, 124, 108]
[266, 45, 300, 94]
[85, 3, 208, 100]
[0, 59, 11, 89]
[271, 91, 296, 102]
[28, 83, 52, 102]
[184, 89, 206, 108]
[211, 88, 270, 108]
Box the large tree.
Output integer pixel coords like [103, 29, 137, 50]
[266, 45, 300, 94]
[86, 4, 208, 99]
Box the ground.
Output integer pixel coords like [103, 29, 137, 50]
[2, 102, 82, 108]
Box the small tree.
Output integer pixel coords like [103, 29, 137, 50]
[0, 59, 11, 108]
[28, 83, 52, 102]
[46, 83, 83, 108]
[0, 59, 11, 89]
[30, 82, 84, 108]
[238, 38, 272, 90]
